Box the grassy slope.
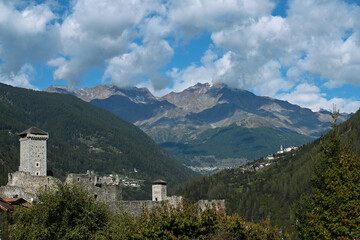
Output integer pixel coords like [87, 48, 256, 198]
[170, 108, 360, 231]
[0, 83, 196, 190]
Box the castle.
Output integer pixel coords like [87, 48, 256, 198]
[0, 127, 121, 204]
[0, 127, 224, 216]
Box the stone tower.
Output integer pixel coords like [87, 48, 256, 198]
[152, 179, 167, 201]
[18, 127, 49, 176]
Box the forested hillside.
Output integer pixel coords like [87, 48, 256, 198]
[161, 124, 313, 167]
[170, 108, 360, 231]
[0, 83, 196, 191]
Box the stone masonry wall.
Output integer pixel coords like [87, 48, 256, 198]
[0, 171, 56, 201]
[19, 136, 47, 176]
[65, 171, 122, 203]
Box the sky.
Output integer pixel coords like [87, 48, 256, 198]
[0, 0, 360, 113]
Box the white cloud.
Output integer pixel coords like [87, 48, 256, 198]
[0, 0, 60, 78]
[49, 0, 163, 89]
[103, 40, 173, 90]
[0, 64, 38, 90]
[277, 83, 360, 113]
[168, 0, 274, 38]
[287, 0, 360, 87]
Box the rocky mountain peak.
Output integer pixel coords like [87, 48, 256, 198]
[45, 84, 156, 103]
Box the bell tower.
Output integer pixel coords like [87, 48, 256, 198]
[18, 127, 49, 176]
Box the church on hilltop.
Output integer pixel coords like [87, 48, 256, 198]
[0, 127, 224, 216]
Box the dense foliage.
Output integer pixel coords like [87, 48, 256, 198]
[170, 108, 360, 233]
[0, 83, 196, 190]
[7, 183, 110, 239]
[2, 183, 283, 240]
[295, 111, 360, 239]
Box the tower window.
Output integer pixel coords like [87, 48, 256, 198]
[35, 162, 40, 167]
[36, 171, 40, 176]
[77, 177, 80, 182]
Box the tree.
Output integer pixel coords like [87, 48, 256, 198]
[295, 109, 360, 239]
[7, 183, 111, 240]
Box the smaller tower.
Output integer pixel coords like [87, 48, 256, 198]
[18, 127, 49, 176]
[152, 179, 167, 201]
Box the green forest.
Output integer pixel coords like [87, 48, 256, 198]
[170, 108, 360, 236]
[0, 83, 196, 195]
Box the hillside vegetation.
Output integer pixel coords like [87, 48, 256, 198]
[0, 83, 196, 191]
[161, 124, 313, 167]
[170, 108, 360, 231]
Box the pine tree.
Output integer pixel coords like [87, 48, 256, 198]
[295, 109, 360, 239]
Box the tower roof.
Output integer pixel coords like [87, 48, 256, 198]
[18, 127, 48, 138]
[153, 179, 167, 185]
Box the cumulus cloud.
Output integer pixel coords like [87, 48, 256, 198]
[168, 0, 274, 38]
[277, 83, 360, 113]
[0, 0, 60, 86]
[0, 64, 38, 89]
[48, 0, 164, 89]
[103, 40, 173, 90]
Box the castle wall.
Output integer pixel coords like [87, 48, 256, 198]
[119, 200, 162, 218]
[65, 171, 122, 203]
[197, 199, 226, 212]
[117, 197, 224, 218]
[166, 195, 183, 208]
[0, 171, 56, 201]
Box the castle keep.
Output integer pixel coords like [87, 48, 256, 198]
[18, 127, 48, 176]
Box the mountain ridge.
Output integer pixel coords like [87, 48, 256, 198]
[45, 83, 349, 170]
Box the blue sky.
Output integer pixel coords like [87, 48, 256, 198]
[0, 0, 360, 113]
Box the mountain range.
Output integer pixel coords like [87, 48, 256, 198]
[46, 83, 349, 171]
[0, 83, 196, 198]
